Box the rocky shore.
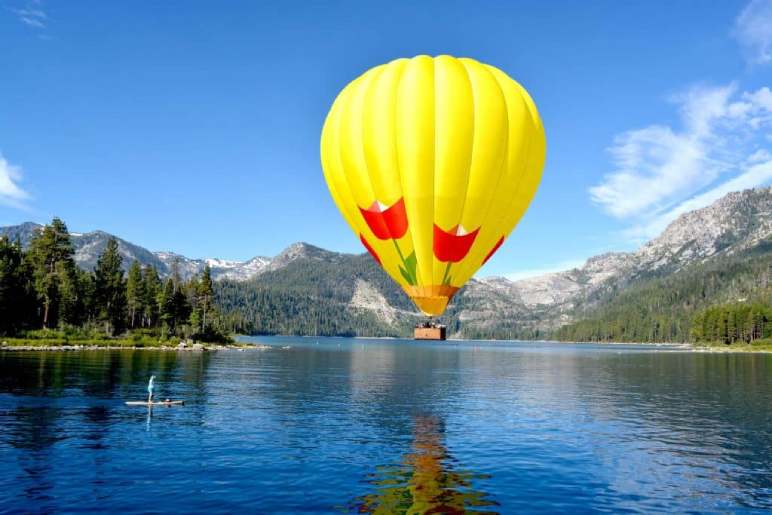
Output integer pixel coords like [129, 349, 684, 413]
[0, 341, 271, 352]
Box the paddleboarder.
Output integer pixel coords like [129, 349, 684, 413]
[147, 375, 155, 403]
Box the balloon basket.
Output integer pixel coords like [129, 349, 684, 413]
[414, 322, 446, 341]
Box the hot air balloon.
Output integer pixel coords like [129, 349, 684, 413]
[320, 55, 546, 329]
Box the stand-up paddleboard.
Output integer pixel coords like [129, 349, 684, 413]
[125, 400, 184, 406]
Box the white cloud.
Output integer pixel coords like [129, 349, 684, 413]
[505, 259, 586, 282]
[589, 124, 710, 218]
[11, 0, 46, 29]
[625, 160, 772, 240]
[748, 148, 772, 163]
[734, 0, 772, 65]
[0, 154, 31, 209]
[590, 83, 772, 241]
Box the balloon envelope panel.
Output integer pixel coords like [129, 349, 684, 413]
[320, 55, 546, 316]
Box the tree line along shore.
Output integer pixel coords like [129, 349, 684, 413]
[0, 217, 236, 348]
[554, 301, 772, 352]
[1, 217, 770, 352]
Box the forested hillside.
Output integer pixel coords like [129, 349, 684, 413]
[214, 249, 420, 336]
[3, 188, 770, 344]
[554, 242, 772, 343]
[0, 218, 232, 344]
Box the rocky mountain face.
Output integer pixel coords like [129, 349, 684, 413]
[216, 186, 772, 337]
[451, 188, 772, 336]
[2, 187, 769, 337]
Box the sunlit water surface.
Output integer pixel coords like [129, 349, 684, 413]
[1, 337, 770, 513]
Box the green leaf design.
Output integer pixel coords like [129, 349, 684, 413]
[404, 251, 418, 285]
[441, 262, 452, 286]
[399, 265, 413, 285]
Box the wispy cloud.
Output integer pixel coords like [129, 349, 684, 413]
[734, 0, 772, 65]
[0, 154, 31, 209]
[624, 161, 772, 241]
[10, 0, 46, 29]
[590, 84, 772, 241]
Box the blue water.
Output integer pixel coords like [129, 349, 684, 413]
[1, 338, 770, 513]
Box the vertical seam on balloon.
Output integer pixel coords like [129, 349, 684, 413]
[323, 93, 367, 244]
[411, 57, 437, 285]
[427, 58, 436, 291]
[388, 59, 414, 286]
[390, 60, 407, 280]
[396, 58, 426, 287]
[489, 71, 543, 239]
[445, 58, 477, 287]
[431, 56, 439, 288]
[334, 79, 378, 250]
[358, 65, 390, 233]
[457, 65, 515, 277]
[325, 91, 366, 249]
[358, 63, 414, 289]
[486, 72, 537, 233]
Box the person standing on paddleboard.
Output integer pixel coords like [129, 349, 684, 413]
[147, 375, 155, 403]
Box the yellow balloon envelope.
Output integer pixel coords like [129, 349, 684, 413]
[320, 55, 546, 316]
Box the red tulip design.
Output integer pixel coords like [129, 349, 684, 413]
[359, 198, 408, 240]
[482, 236, 504, 265]
[359, 197, 417, 285]
[433, 224, 480, 263]
[360, 234, 381, 265]
[434, 224, 480, 286]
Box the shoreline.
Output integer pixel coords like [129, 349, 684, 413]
[3, 336, 769, 354]
[239, 335, 772, 353]
[0, 345, 271, 352]
[0, 340, 270, 352]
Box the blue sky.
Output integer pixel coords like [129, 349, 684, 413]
[1, 0, 771, 279]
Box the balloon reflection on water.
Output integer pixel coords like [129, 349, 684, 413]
[350, 415, 499, 514]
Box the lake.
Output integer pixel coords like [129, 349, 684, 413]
[0, 338, 770, 513]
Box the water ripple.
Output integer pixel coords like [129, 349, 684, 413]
[0, 338, 770, 512]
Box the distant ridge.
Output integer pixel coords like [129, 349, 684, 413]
[2, 187, 770, 338]
[0, 222, 274, 281]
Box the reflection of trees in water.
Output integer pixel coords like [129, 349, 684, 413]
[0, 350, 213, 448]
[350, 416, 499, 514]
[0, 350, 211, 398]
[0, 350, 215, 505]
[3, 406, 60, 505]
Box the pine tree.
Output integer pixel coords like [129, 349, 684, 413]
[0, 236, 35, 334]
[126, 260, 145, 329]
[159, 278, 176, 335]
[142, 265, 161, 327]
[727, 309, 737, 344]
[56, 259, 82, 326]
[77, 268, 96, 324]
[198, 264, 214, 331]
[172, 281, 191, 335]
[26, 217, 77, 328]
[745, 310, 755, 342]
[93, 238, 127, 335]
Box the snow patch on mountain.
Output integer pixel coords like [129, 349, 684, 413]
[0, 223, 276, 281]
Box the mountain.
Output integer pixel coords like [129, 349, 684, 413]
[2, 187, 770, 339]
[552, 242, 772, 343]
[0, 223, 272, 281]
[213, 187, 772, 338]
[454, 187, 772, 337]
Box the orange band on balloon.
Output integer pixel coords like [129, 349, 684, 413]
[402, 285, 460, 316]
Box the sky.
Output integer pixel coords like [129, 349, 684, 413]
[1, 0, 771, 280]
